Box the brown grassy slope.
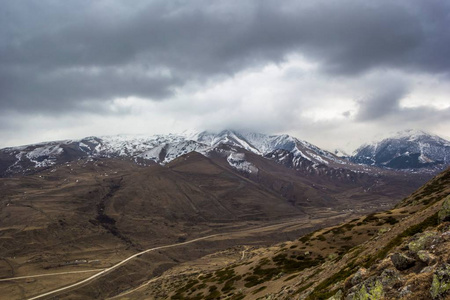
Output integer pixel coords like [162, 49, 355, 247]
[0, 154, 302, 274]
[125, 168, 449, 300]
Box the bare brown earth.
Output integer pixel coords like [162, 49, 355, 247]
[0, 151, 435, 299]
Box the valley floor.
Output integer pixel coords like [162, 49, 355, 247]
[2, 210, 362, 300]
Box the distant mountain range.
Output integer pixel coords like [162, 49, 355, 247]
[0, 129, 449, 177]
[351, 129, 450, 169]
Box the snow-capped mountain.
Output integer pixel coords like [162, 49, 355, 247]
[0, 130, 350, 176]
[0, 134, 205, 176]
[351, 129, 450, 169]
[197, 130, 353, 175]
[2, 129, 447, 177]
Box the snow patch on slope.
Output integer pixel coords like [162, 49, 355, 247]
[227, 152, 258, 174]
[26, 144, 63, 167]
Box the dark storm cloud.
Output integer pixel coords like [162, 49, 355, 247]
[1, 0, 450, 113]
[356, 85, 450, 124]
[356, 84, 407, 121]
[401, 107, 450, 124]
[0, 66, 182, 111]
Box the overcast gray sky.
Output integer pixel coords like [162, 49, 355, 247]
[1, 0, 449, 151]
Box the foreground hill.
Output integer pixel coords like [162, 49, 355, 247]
[110, 167, 450, 300]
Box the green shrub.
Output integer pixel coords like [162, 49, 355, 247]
[384, 216, 399, 225]
[299, 232, 314, 243]
[252, 286, 267, 294]
[317, 235, 326, 241]
[306, 261, 357, 299]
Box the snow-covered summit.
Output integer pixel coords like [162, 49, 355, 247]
[2, 129, 447, 176]
[0, 130, 349, 176]
[192, 130, 348, 166]
[392, 129, 449, 143]
[351, 129, 450, 169]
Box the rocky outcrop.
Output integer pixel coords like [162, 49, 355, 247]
[391, 253, 416, 271]
[430, 264, 450, 299]
[408, 231, 440, 253]
[339, 218, 450, 299]
[351, 268, 368, 286]
[327, 289, 343, 300]
[346, 278, 384, 300]
[346, 269, 401, 300]
[417, 250, 437, 266]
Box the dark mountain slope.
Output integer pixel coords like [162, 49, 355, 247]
[206, 144, 430, 211]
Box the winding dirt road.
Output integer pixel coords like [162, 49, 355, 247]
[27, 233, 221, 300]
[25, 213, 350, 300]
[0, 269, 104, 282]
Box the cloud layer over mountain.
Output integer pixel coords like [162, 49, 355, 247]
[1, 0, 449, 150]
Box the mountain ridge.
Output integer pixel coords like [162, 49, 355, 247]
[351, 129, 450, 170]
[1, 129, 449, 178]
[0, 130, 350, 177]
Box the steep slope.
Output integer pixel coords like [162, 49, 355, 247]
[352, 129, 450, 170]
[123, 167, 450, 300]
[197, 130, 353, 169]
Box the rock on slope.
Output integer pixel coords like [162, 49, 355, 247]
[352, 129, 450, 170]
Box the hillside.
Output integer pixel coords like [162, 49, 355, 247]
[106, 167, 450, 300]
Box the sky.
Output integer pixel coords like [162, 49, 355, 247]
[1, 0, 450, 152]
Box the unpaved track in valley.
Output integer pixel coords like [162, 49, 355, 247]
[26, 233, 221, 300]
[26, 213, 350, 300]
[0, 269, 104, 282]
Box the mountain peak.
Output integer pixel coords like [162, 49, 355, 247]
[0, 130, 351, 176]
[393, 129, 432, 140]
[2, 129, 448, 177]
[352, 130, 450, 169]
